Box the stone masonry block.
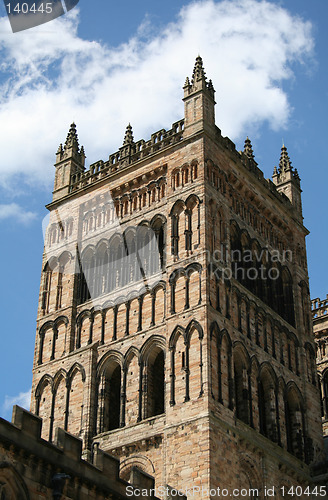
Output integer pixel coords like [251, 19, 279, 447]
[12, 405, 42, 439]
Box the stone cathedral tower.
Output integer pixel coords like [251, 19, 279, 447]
[31, 57, 325, 498]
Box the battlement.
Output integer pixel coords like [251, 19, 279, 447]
[213, 127, 296, 212]
[312, 295, 328, 321]
[0, 405, 158, 499]
[65, 116, 295, 222]
[69, 119, 184, 193]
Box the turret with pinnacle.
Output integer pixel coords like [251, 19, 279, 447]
[53, 123, 86, 201]
[272, 144, 302, 217]
[183, 55, 216, 137]
[243, 137, 254, 160]
[119, 123, 135, 167]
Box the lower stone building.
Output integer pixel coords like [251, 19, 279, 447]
[0, 405, 158, 499]
[312, 296, 328, 438]
[311, 295, 328, 488]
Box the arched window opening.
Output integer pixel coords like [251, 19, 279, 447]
[98, 363, 121, 433]
[151, 218, 165, 272]
[102, 249, 109, 293]
[137, 225, 151, 279]
[258, 373, 278, 443]
[123, 199, 129, 215]
[230, 222, 295, 326]
[192, 163, 198, 180]
[77, 219, 166, 305]
[234, 355, 249, 425]
[37, 379, 53, 440]
[171, 202, 184, 257]
[109, 237, 124, 290]
[250, 242, 261, 298]
[230, 223, 242, 282]
[301, 282, 310, 332]
[240, 232, 250, 289]
[87, 254, 96, 298]
[185, 196, 200, 253]
[55, 264, 64, 310]
[286, 388, 305, 461]
[149, 229, 160, 275]
[265, 257, 273, 307]
[78, 267, 90, 304]
[0, 473, 29, 500]
[281, 268, 295, 327]
[42, 263, 52, 314]
[94, 244, 109, 297]
[185, 209, 192, 251]
[124, 231, 137, 284]
[146, 349, 165, 418]
[0, 484, 9, 500]
[171, 215, 179, 255]
[157, 224, 165, 270]
[108, 365, 121, 430]
[78, 250, 93, 305]
[51, 225, 57, 244]
[322, 372, 328, 420]
[305, 344, 316, 386]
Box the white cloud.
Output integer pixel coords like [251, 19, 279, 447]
[0, 203, 36, 223]
[0, 0, 314, 190]
[3, 389, 31, 414]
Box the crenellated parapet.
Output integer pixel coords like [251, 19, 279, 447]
[68, 120, 184, 193]
[312, 295, 328, 320]
[0, 405, 158, 499]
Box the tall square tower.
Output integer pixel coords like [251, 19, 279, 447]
[31, 57, 324, 498]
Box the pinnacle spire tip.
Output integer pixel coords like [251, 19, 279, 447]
[123, 123, 134, 145]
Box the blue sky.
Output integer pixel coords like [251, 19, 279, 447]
[0, 0, 327, 419]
